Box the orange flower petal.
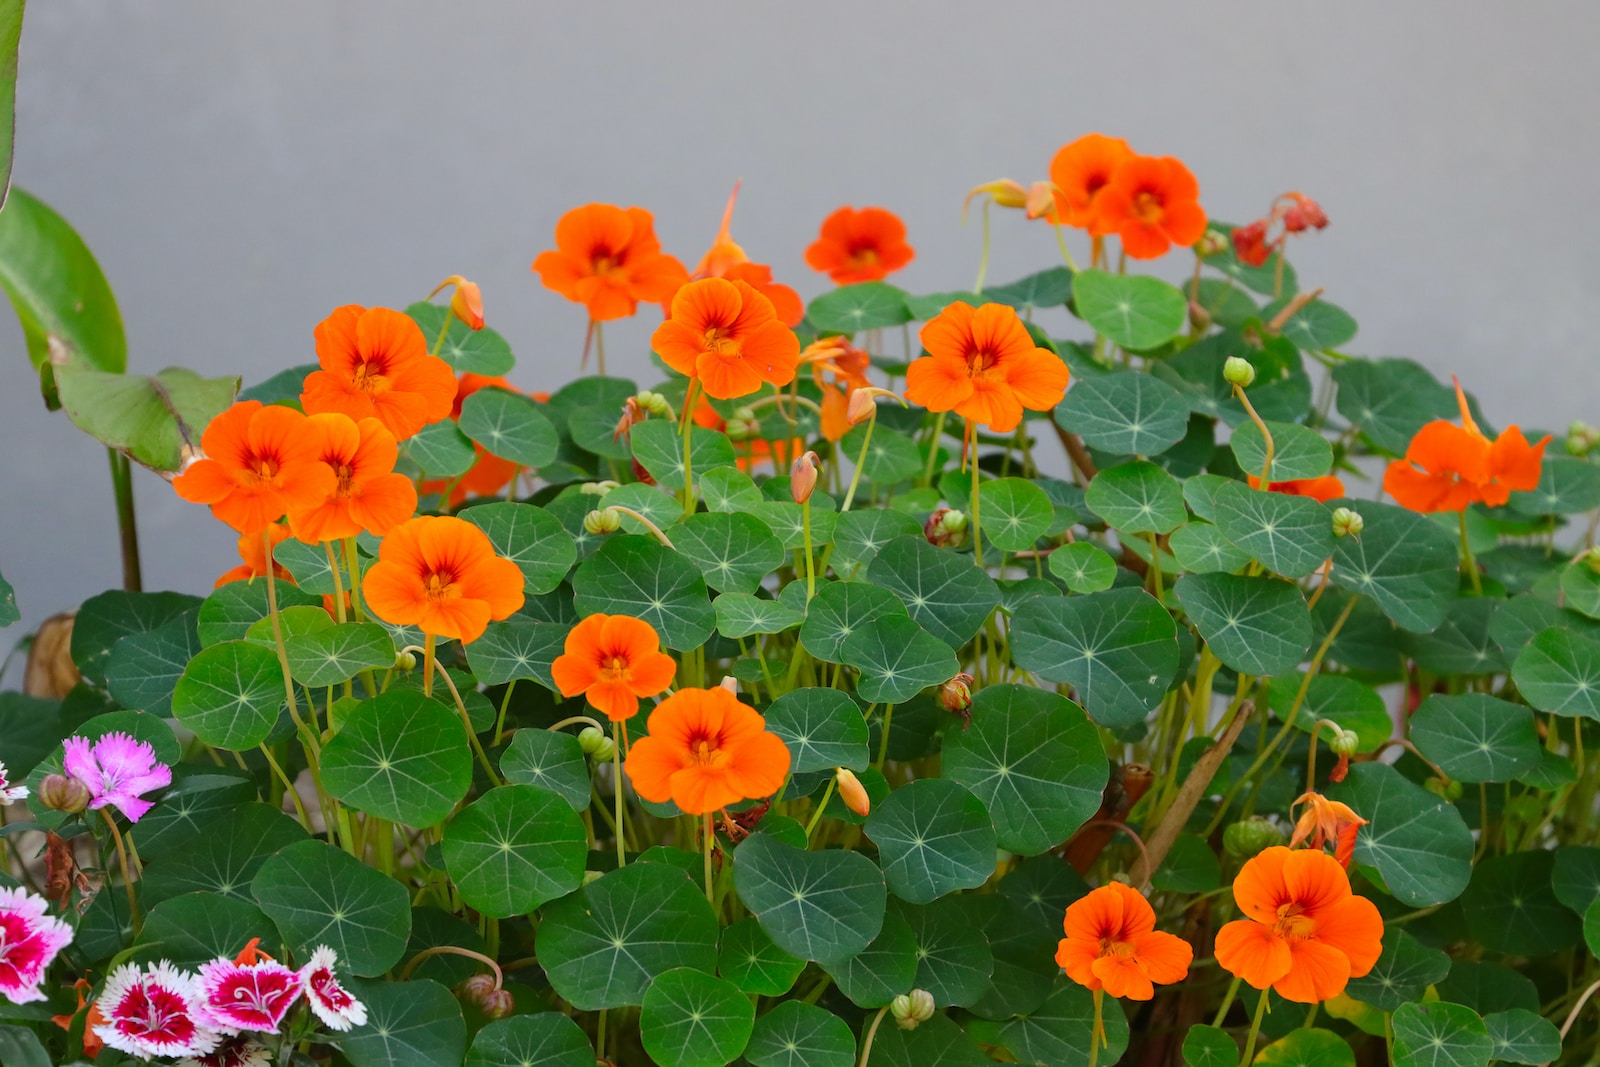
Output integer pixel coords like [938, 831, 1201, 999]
[1313, 895, 1384, 979]
[1214, 919, 1293, 990]
[1090, 954, 1155, 1001]
[1274, 938, 1352, 1004]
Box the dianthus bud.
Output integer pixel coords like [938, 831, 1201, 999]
[1195, 229, 1230, 257]
[964, 179, 1028, 218]
[38, 774, 89, 815]
[430, 275, 485, 330]
[458, 974, 495, 1002]
[891, 990, 936, 1030]
[1330, 507, 1363, 538]
[791, 451, 822, 504]
[924, 508, 968, 548]
[394, 650, 417, 671]
[1330, 729, 1359, 758]
[846, 388, 878, 428]
[579, 480, 620, 496]
[636, 390, 672, 417]
[939, 672, 974, 715]
[578, 726, 615, 761]
[1222, 817, 1285, 861]
[478, 988, 514, 1020]
[584, 509, 622, 536]
[1223, 357, 1256, 389]
[835, 768, 870, 817]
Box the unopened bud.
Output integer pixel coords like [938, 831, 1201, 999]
[723, 418, 755, 441]
[479, 988, 514, 1019]
[1222, 817, 1285, 861]
[924, 507, 968, 548]
[394, 650, 417, 671]
[457, 974, 496, 1003]
[577, 726, 616, 761]
[1330, 729, 1359, 758]
[1023, 181, 1058, 221]
[1195, 229, 1230, 257]
[1424, 777, 1463, 802]
[1584, 547, 1600, 576]
[584, 509, 622, 536]
[1223, 356, 1256, 389]
[939, 672, 974, 715]
[835, 768, 870, 817]
[964, 179, 1028, 218]
[1281, 193, 1329, 233]
[732, 407, 757, 423]
[636, 390, 671, 417]
[430, 275, 484, 331]
[38, 774, 88, 815]
[579, 480, 619, 496]
[846, 388, 877, 428]
[719, 677, 739, 695]
[1231, 219, 1273, 268]
[1331, 507, 1363, 538]
[891, 989, 936, 1030]
[791, 451, 821, 504]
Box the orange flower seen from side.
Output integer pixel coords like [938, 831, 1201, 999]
[804, 206, 915, 285]
[532, 203, 689, 322]
[1247, 474, 1347, 504]
[301, 305, 457, 441]
[1092, 155, 1208, 260]
[803, 337, 874, 442]
[214, 524, 294, 588]
[1383, 379, 1548, 513]
[624, 685, 791, 815]
[362, 516, 525, 643]
[551, 614, 678, 722]
[1048, 133, 1135, 233]
[1214, 846, 1383, 1004]
[1289, 792, 1368, 869]
[903, 302, 1069, 433]
[429, 274, 485, 330]
[1056, 882, 1193, 1001]
[667, 184, 804, 327]
[174, 401, 337, 535]
[652, 278, 800, 400]
[287, 414, 418, 544]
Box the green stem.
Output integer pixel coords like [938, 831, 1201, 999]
[857, 1007, 890, 1067]
[1211, 975, 1241, 1027]
[107, 449, 142, 591]
[680, 379, 699, 518]
[968, 420, 984, 567]
[323, 540, 348, 623]
[1459, 510, 1483, 594]
[493, 680, 517, 747]
[614, 719, 628, 870]
[840, 409, 877, 513]
[430, 307, 453, 358]
[703, 812, 716, 905]
[1088, 987, 1105, 1067]
[875, 704, 895, 769]
[1234, 386, 1275, 487]
[921, 411, 947, 487]
[804, 777, 837, 840]
[802, 500, 816, 601]
[1051, 218, 1080, 272]
[101, 808, 141, 936]
[1238, 989, 1271, 1067]
[422, 633, 436, 698]
[261, 743, 312, 832]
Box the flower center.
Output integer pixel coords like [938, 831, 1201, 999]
[351, 359, 389, 395]
[591, 250, 622, 276]
[967, 348, 1002, 377]
[702, 326, 741, 357]
[689, 733, 730, 770]
[847, 244, 880, 268]
[600, 654, 629, 682]
[423, 570, 456, 603]
[333, 462, 355, 496]
[115, 982, 194, 1043]
[248, 452, 281, 482]
[1132, 190, 1165, 224]
[1273, 902, 1316, 941]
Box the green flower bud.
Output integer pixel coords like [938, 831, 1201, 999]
[579, 480, 619, 496]
[394, 650, 417, 671]
[1222, 817, 1285, 861]
[891, 989, 936, 1030]
[732, 406, 757, 423]
[1424, 776, 1463, 802]
[1196, 229, 1230, 257]
[1223, 356, 1256, 388]
[578, 726, 616, 762]
[1584, 546, 1600, 576]
[583, 508, 622, 536]
[1330, 507, 1363, 538]
[723, 418, 755, 440]
[1330, 729, 1360, 758]
[636, 390, 671, 417]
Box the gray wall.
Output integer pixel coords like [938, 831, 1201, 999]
[3, 2, 1598, 647]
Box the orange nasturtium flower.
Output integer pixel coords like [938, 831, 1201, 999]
[804, 206, 915, 285]
[532, 203, 689, 322]
[1056, 882, 1193, 1000]
[903, 302, 1070, 433]
[174, 401, 337, 535]
[802, 337, 874, 442]
[668, 183, 804, 327]
[1289, 792, 1368, 869]
[214, 524, 294, 588]
[301, 305, 457, 441]
[1092, 155, 1208, 260]
[286, 414, 418, 544]
[429, 274, 485, 330]
[1214, 846, 1384, 1004]
[1382, 379, 1549, 513]
[551, 614, 677, 721]
[652, 278, 800, 401]
[1246, 474, 1347, 504]
[624, 685, 791, 815]
[1048, 133, 1135, 233]
[362, 515, 525, 643]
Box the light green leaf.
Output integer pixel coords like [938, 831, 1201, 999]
[1048, 542, 1117, 593]
[443, 785, 586, 917]
[1484, 1009, 1561, 1066]
[1055, 371, 1189, 457]
[459, 386, 559, 467]
[866, 778, 996, 903]
[807, 281, 911, 334]
[639, 967, 755, 1067]
[842, 423, 923, 487]
[1181, 1024, 1237, 1067]
[499, 728, 590, 811]
[1262, 297, 1357, 351]
[1174, 573, 1312, 677]
[1169, 522, 1253, 574]
[831, 509, 924, 578]
[1084, 460, 1186, 534]
[700, 467, 764, 513]
[733, 831, 886, 964]
[1230, 420, 1332, 482]
[407, 420, 478, 477]
[285, 622, 393, 687]
[1072, 269, 1186, 350]
[1391, 1001, 1492, 1067]
[172, 639, 285, 750]
[406, 302, 516, 376]
[718, 918, 806, 996]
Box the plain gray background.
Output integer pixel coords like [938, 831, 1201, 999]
[2, 2, 1596, 650]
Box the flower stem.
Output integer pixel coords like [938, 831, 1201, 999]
[107, 449, 143, 592]
[801, 500, 817, 601]
[343, 537, 367, 620]
[875, 703, 895, 770]
[804, 776, 837, 840]
[1459, 510, 1483, 594]
[1233, 385, 1275, 487]
[262, 529, 309, 740]
[594, 320, 606, 377]
[680, 379, 699, 518]
[493, 680, 517, 747]
[323, 541, 348, 623]
[1051, 219, 1080, 273]
[430, 307, 453, 359]
[428, 644, 502, 786]
[702, 812, 716, 905]
[614, 719, 628, 870]
[101, 808, 140, 937]
[1087, 987, 1105, 1067]
[974, 199, 991, 294]
[1211, 975, 1242, 1027]
[260, 743, 312, 832]
[968, 420, 984, 567]
[857, 1007, 890, 1067]
[1238, 988, 1271, 1067]
[422, 633, 436, 698]
[921, 411, 947, 487]
[840, 407, 877, 513]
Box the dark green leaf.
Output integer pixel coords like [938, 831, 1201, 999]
[1512, 627, 1600, 720]
[443, 785, 587, 917]
[866, 778, 996, 903]
[459, 502, 575, 595]
[631, 420, 737, 491]
[867, 535, 999, 647]
[841, 613, 959, 704]
[639, 967, 755, 1067]
[1346, 929, 1451, 1012]
[733, 831, 886, 964]
[1211, 481, 1333, 579]
[172, 639, 285, 749]
[745, 1001, 854, 1067]
[1391, 1001, 1492, 1067]
[464, 1014, 593, 1067]
[105, 610, 200, 717]
[1174, 573, 1312, 677]
[674, 511, 786, 594]
[321, 690, 474, 826]
[1230, 420, 1332, 482]
[572, 534, 715, 651]
[1084, 461, 1186, 534]
[499, 728, 590, 811]
[406, 302, 515, 376]
[253, 838, 412, 975]
[1328, 762, 1473, 907]
[763, 688, 870, 774]
[1409, 693, 1540, 783]
[459, 386, 559, 467]
[807, 281, 911, 334]
[407, 420, 478, 477]
[466, 618, 565, 689]
[718, 918, 806, 996]
[799, 580, 907, 663]
[1460, 850, 1581, 956]
[1483, 1009, 1561, 1066]
[1055, 371, 1189, 457]
[1010, 587, 1178, 727]
[1329, 499, 1461, 632]
[339, 978, 466, 1067]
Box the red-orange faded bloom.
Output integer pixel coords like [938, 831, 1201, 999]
[551, 614, 677, 722]
[287, 414, 417, 543]
[429, 275, 485, 330]
[1383, 379, 1549, 512]
[301, 305, 457, 441]
[1055, 882, 1192, 1001]
[1289, 792, 1368, 869]
[532, 203, 689, 322]
[1247, 474, 1347, 504]
[653, 278, 800, 400]
[903, 302, 1069, 433]
[804, 206, 915, 284]
[214, 524, 294, 588]
[1092, 155, 1207, 260]
[624, 685, 791, 815]
[1048, 134, 1135, 234]
[174, 401, 337, 535]
[802, 337, 874, 442]
[1214, 846, 1383, 1004]
[362, 516, 525, 643]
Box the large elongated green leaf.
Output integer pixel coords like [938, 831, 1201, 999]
[0, 1, 20, 213]
[55, 364, 239, 473]
[1009, 588, 1178, 727]
[572, 534, 716, 651]
[320, 690, 474, 826]
[252, 839, 412, 975]
[1328, 762, 1473, 907]
[733, 831, 886, 964]
[1173, 573, 1312, 677]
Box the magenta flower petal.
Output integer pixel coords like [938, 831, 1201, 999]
[196, 957, 303, 1034]
[94, 960, 222, 1060]
[298, 946, 367, 1032]
[62, 731, 172, 824]
[0, 887, 73, 1005]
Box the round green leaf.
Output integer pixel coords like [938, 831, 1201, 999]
[1553, 846, 1600, 916]
[830, 509, 923, 578]
[572, 534, 716, 651]
[1181, 1024, 1237, 1067]
[1460, 850, 1581, 956]
[1256, 1028, 1354, 1067]
[73, 589, 200, 685]
[1484, 1009, 1562, 1066]
[1404, 597, 1506, 676]
[973, 477, 1054, 552]
[867, 535, 1000, 647]
[1328, 762, 1472, 907]
[1072, 269, 1186, 350]
[1262, 296, 1357, 350]
[807, 281, 911, 334]
[1211, 481, 1333, 579]
[718, 918, 806, 996]
[1174, 573, 1312, 677]
[841, 423, 923, 487]
[140, 802, 306, 905]
[465, 618, 565, 689]
[197, 579, 320, 647]
[1333, 358, 1458, 455]
[443, 785, 586, 917]
[1230, 420, 1332, 482]
[640, 967, 755, 1067]
[986, 266, 1073, 310]
[464, 1014, 593, 1067]
[1512, 626, 1600, 720]
[320, 690, 474, 826]
[338, 978, 467, 1067]
[1511, 455, 1600, 515]
[407, 420, 478, 477]
[733, 831, 886, 964]
[1329, 499, 1461, 632]
[537, 862, 719, 1010]
[1410, 693, 1540, 783]
[1269, 673, 1392, 752]
[406, 302, 515, 376]
[1391, 1001, 1492, 1067]
[253, 839, 412, 975]
[869, 1013, 991, 1067]
[700, 467, 764, 513]
[632, 419, 737, 491]
[133, 891, 278, 969]
[1437, 960, 1539, 1015]
[459, 386, 559, 467]
[1084, 460, 1186, 534]
[1056, 371, 1189, 457]
[285, 622, 394, 687]
[996, 981, 1130, 1067]
[841, 613, 960, 704]
[763, 688, 869, 773]
[898, 899, 994, 1007]
[567, 403, 634, 460]
[459, 502, 575, 595]
[715, 591, 804, 637]
[1346, 929, 1451, 1012]
[132, 773, 257, 859]
[499, 728, 590, 811]
[820, 911, 917, 1008]
[105, 610, 200, 718]
[866, 778, 996, 903]
[750, 501, 837, 550]
[171, 638, 284, 750]
[799, 580, 907, 663]
[1169, 522, 1253, 574]
[745, 1001, 854, 1067]
[1151, 833, 1220, 892]
[674, 511, 786, 594]
[1048, 542, 1117, 593]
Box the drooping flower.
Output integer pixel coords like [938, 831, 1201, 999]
[1289, 792, 1368, 869]
[625, 685, 792, 815]
[551, 614, 678, 722]
[532, 203, 689, 322]
[94, 961, 222, 1060]
[298, 946, 367, 1032]
[301, 305, 457, 441]
[1233, 193, 1330, 267]
[802, 337, 874, 442]
[1231, 219, 1272, 267]
[429, 274, 485, 330]
[1048, 133, 1135, 233]
[1214, 846, 1384, 1004]
[213, 524, 295, 588]
[62, 731, 172, 823]
[652, 277, 800, 401]
[174, 402, 337, 536]
[1092, 155, 1208, 259]
[286, 414, 417, 543]
[1246, 473, 1347, 504]
[0, 760, 28, 805]
[0, 887, 73, 1004]
[1383, 379, 1549, 512]
[362, 515, 525, 643]
[804, 206, 915, 284]
[903, 302, 1070, 433]
[195, 955, 303, 1035]
[177, 1036, 274, 1067]
[1055, 882, 1192, 1001]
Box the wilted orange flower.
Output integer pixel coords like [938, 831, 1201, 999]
[418, 374, 543, 507]
[1383, 379, 1549, 512]
[903, 302, 1069, 433]
[174, 401, 337, 535]
[214, 524, 294, 588]
[804, 206, 915, 284]
[1247, 474, 1347, 503]
[1048, 134, 1135, 233]
[287, 414, 417, 543]
[802, 337, 874, 441]
[1055, 882, 1192, 1001]
[1092, 155, 1208, 260]
[551, 614, 677, 722]
[624, 685, 791, 815]
[1214, 846, 1383, 1004]
[429, 275, 484, 330]
[1289, 792, 1367, 869]
[532, 203, 689, 322]
[301, 305, 457, 441]
[653, 278, 800, 400]
[362, 515, 525, 643]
